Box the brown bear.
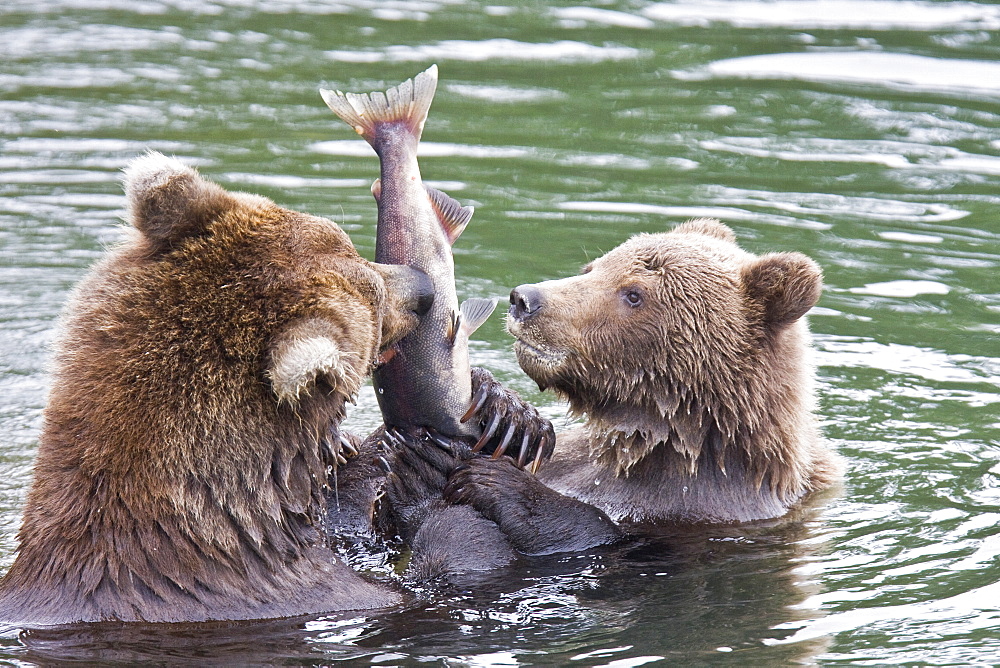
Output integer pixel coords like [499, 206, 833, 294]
[436, 218, 842, 555]
[0, 151, 435, 626]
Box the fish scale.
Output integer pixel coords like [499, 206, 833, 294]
[321, 65, 496, 440]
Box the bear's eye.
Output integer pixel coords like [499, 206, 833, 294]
[580, 263, 593, 275]
[622, 288, 643, 308]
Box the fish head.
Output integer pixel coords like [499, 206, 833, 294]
[370, 262, 434, 350]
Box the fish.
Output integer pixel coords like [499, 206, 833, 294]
[321, 65, 496, 441]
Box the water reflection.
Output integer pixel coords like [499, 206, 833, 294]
[4, 523, 834, 665]
[342, 518, 837, 665]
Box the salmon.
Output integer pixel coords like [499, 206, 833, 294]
[321, 65, 495, 440]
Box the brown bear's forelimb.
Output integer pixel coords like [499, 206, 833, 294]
[443, 457, 623, 556]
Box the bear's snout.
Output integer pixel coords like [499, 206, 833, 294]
[376, 264, 435, 317]
[510, 284, 544, 321]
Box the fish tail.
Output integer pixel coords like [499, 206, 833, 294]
[321, 65, 438, 146]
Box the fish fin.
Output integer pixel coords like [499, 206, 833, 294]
[446, 310, 461, 345]
[371, 178, 382, 203]
[425, 185, 473, 245]
[320, 65, 438, 145]
[460, 297, 498, 338]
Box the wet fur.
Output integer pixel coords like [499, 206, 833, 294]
[0, 153, 423, 625]
[446, 219, 841, 553]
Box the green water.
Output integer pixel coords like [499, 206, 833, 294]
[1, 0, 999, 664]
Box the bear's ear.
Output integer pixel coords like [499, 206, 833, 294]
[741, 252, 822, 327]
[672, 217, 736, 243]
[122, 151, 233, 251]
[267, 318, 364, 404]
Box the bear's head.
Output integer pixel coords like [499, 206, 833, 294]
[507, 218, 822, 476]
[121, 151, 432, 406]
[1, 152, 428, 624]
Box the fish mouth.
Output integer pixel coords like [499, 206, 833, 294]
[376, 345, 400, 367]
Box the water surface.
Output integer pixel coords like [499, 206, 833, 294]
[1, 0, 998, 664]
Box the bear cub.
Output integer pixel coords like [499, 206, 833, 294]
[441, 218, 841, 555]
[0, 152, 433, 625]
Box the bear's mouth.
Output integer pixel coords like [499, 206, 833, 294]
[512, 337, 567, 370]
[507, 317, 569, 378]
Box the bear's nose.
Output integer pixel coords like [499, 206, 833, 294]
[509, 284, 544, 321]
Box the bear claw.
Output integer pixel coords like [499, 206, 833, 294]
[490, 423, 518, 460]
[464, 367, 555, 470]
[461, 385, 490, 423]
[473, 412, 502, 453]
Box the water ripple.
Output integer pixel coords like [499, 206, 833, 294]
[816, 336, 1000, 387]
[0, 24, 187, 60]
[690, 52, 1000, 100]
[769, 579, 1000, 647]
[0, 0, 466, 17]
[643, 0, 1000, 30]
[325, 39, 647, 64]
[701, 186, 969, 223]
[447, 84, 567, 104]
[700, 135, 1000, 175]
[551, 7, 655, 30]
[310, 140, 654, 170]
[557, 200, 828, 230]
